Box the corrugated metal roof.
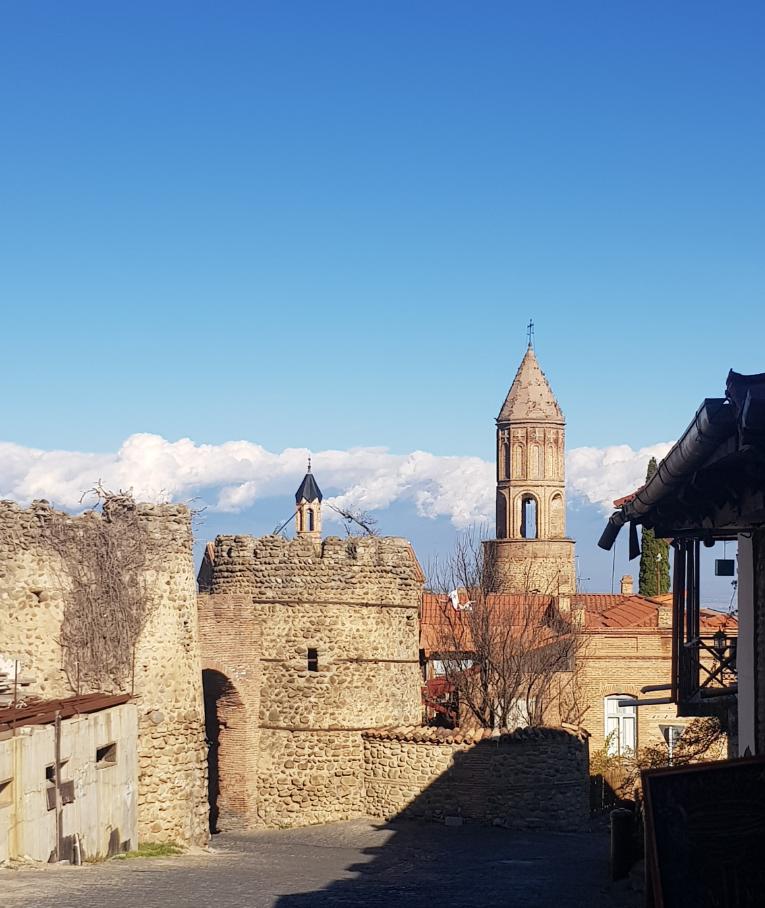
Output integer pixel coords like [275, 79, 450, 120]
[0, 693, 132, 732]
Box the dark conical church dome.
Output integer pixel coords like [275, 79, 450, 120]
[295, 461, 322, 503]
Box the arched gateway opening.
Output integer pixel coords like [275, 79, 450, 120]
[203, 669, 246, 834]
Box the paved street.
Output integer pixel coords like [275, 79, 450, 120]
[3, 818, 639, 907]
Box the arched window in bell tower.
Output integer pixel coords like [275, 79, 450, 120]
[496, 490, 508, 539]
[307, 509, 315, 532]
[503, 441, 511, 479]
[520, 494, 538, 540]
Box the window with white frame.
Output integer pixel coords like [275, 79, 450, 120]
[604, 695, 636, 756]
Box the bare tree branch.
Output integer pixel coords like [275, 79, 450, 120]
[327, 504, 379, 537]
[425, 526, 587, 730]
[42, 486, 155, 693]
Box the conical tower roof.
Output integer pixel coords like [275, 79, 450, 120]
[497, 346, 563, 423]
[295, 462, 322, 503]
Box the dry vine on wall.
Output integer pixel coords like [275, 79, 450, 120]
[41, 489, 152, 694]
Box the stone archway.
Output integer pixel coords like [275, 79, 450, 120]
[203, 669, 247, 833]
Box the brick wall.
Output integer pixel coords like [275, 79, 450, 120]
[198, 594, 261, 830]
[578, 629, 687, 755]
[484, 538, 576, 595]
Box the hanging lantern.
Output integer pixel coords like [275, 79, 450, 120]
[713, 628, 727, 662]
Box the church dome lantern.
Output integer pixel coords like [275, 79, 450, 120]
[295, 458, 322, 539]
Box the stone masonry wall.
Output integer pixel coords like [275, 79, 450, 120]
[484, 538, 576, 595]
[362, 726, 589, 831]
[199, 533, 423, 828]
[258, 601, 421, 729]
[210, 533, 423, 604]
[256, 730, 364, 827]
[0, 499, 208, 845]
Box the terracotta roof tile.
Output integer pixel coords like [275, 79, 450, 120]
[420, 591, 737, 644]
[362, 725, 586, 744]
[420, 592, 557, 654]
[700, 609, 738, 633]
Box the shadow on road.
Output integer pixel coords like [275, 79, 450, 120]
[271, 819, 611, 907]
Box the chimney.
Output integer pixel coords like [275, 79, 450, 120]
[620, 575, 634, 596]
[657, 602, 673, 628]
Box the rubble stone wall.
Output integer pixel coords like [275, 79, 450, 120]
[199, 533, 423, 828]
[256, 730, 364, 827]
[362, 726, 589, 831]
[0, 499, 208, 845]
[209, 533, 423, 605]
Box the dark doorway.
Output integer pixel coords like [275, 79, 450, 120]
[203, 669, 243, 834]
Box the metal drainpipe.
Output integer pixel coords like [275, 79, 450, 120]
[54, 711, 63, 863]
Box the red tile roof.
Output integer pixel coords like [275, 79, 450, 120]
[421, 591, 554, 623]
[420, 591, 737, 653]
[613, 488, 643, 507]
[649, 594, 738, 633]
[362, 725, 586, 744]
[700, 609, 737, 633]
[420, 592, 557, 654]
[573, 594, 661, 629]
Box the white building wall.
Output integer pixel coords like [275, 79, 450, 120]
[0, 703, 138, 863]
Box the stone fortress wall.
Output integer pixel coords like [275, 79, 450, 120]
[200, 532, 591, 832]
[199, 533, 423, 828]
[362, 726, 589, 831]
[0, 499, 208, 845]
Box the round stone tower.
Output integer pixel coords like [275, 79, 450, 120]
[484, 342, 576, 594]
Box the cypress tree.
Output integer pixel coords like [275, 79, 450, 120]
[639, 457, 671, 597]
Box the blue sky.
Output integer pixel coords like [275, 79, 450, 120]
[0, 3, 762, 604]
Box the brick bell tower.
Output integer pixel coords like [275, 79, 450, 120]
[295, 458, 322, 541]
[484, 332, 576, 594]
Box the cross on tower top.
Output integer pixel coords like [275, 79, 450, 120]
[526, 319, 535, 348]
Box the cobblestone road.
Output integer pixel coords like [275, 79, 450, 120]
[2, 818, 640, 907]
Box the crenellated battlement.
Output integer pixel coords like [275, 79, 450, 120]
[0, 498, 192, 556]
[208, 533, 423, 605]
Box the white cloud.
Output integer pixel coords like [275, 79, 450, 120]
[0, 433, 673, 525]
[566, 442, 674, 512]
[216, 480, 259, 512]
